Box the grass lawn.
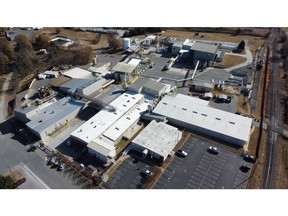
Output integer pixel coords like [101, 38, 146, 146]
[215, 55, 246, 68]
[35, 28, 108, 50]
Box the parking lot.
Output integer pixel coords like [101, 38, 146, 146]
[101, 156, 153, 189]
[153, 135, 252, 189]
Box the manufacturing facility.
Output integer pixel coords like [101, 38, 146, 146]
[14, 97, 85, 139]
[131, 120, 182, 162]
[62, 67, 94, 79]
[111, 58, 141, 82]
[71, 91, 154, 162]
[152, 94, 252, 146]
[190, 80, 214, 92]
[127, 77, 170, 97]
[170, 39, 219, 66]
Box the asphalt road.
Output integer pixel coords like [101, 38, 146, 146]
[0, 118, 78, 189]
[153, 135, 252, 189]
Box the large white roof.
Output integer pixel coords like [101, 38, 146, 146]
[153, 94, 252, 144]
[174, 93, 209, 106]
[88, 138, 116, 158]
[132, 120, 182, 160]
[102, 98, 151, 142]
[71, 92, 144, 144]
[63, 67, 93, 79]
[128, 58, 141, 66]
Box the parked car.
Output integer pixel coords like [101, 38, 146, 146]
[58, 162, 65, 171]
[208, 146, 219, 154]
[15, 178, 26, 187]
[177, 149, 188, 157]
[240, 164, 251, 172]
[48, 155, 57, 165]
[243, 154, 257, 163]
[142, 169, 153, 176]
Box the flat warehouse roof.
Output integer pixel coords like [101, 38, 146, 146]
[128, 58, 141, 66]
[102, 97, 151, 142]
[132, 120, 182, 160]
[191, 41, 218, 54]
[71, 92, 144, 144]
[111, 62, 137, 74]
[63, 67, 93, 79]
[26, 97, 85, 133]
[153, 95, 252, 143]
[88, 138, 116, 158]
[174, 93, 209, 106]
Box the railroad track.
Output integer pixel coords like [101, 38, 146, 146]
[263, 28, 279, 189]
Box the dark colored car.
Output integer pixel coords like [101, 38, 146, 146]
[176, 149, 188, 157]
[240, 164, 251, 173]
[243, 154, 257, 163]
[15, 178, 26, 187]
[208, 146, 219, 155]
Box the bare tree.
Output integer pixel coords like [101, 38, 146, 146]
[108, 34, 121, 50]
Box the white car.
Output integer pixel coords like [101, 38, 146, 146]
[143, 169, 153, 176]
[177, 149, 188, 157]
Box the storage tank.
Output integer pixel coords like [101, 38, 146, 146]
[123, 38, 131, 50]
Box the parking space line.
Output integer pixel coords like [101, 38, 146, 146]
[157, 179, 168, 187]
[186, 182, 198, 189]
[218, 154, 228, 160]
[202, 180, 214, 188]
[203, 176, 216, 185]
[203, 154, 214, 160]
[194, 171, 205, 179]
[196, 165, 208, 172]
[211, 163, 223, 170]
[200, 158, 212, 165]
[158, 177, 170, 184]
[191, 174, 203, 183]
[206, 169, 220, 177]
[170, 164, 180, 169]
[189, 179, 201, 188]
[199, 184, 209, 189]
[205, 173, 218, 181]
[195, 168, 207, 176]
[174, 157, 184, 162]
[172, 160, 183, 166]
[213, 160, 225, 166]
[129, 184, 137, 189]
[154, 184, 163, 189]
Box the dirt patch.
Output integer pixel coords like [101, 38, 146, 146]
[275, 137, 288, 188]
[246, 128, 268, 189]
[237, 95, 249, 116]
[215, 55, 246, 68]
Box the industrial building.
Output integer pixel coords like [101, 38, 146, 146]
[190, 41, 219, 63]
[111, 58, 141, 83]
[14, 97, 85, 139]
[128, 77, 169, 97]
[170, 39, 219, 66]
[131, 120, 182, 162]
[71, 91, 154, 162]
[190, 80, 214, 92]
[62, 67, 94, 79]
[152, 94, 252, 147]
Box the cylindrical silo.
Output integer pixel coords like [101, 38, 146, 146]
[123, 38, 131, 50]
